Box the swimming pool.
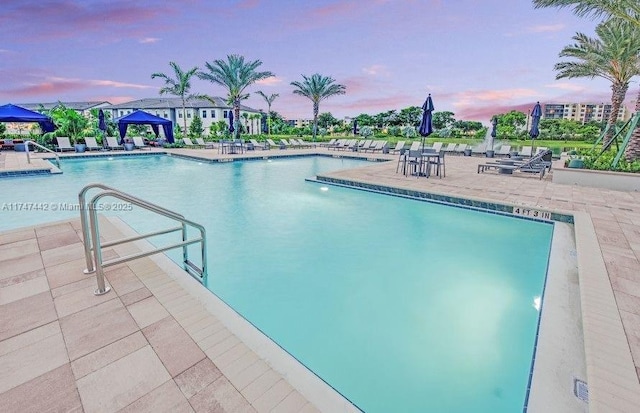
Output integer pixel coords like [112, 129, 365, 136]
[0, 154, 554, 412]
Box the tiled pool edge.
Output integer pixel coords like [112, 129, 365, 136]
[573, 212, 640, 412]
[311, 175, 573, 224]
[106, 216, 360, 413]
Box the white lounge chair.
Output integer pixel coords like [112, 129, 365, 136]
[432, 142, 443, 152]
[494, 145, 511, 157]
[196, 138, 215, 149]
[454, 144, 468, 155]
[105, 136, 123, 150]
[471, 143, 487, 155]
[390, 141, 405, 154]
[443, 143, 457, 153]
[84, 137, 102, 151]
[520, 146, 533, 157]
[132, 136, 149, 150]
[55, 137, 74, 152]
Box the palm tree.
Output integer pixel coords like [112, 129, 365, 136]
[197, 55, 274, 140]
[151, 62, 199, 140]
[532, 0, 640, 26]
[255, 91, 279, 135]
[290, 74, 346, 141]
[554, 18, 640, 147]
[533, 1, 640, 160]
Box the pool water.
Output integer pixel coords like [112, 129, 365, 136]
[0, 155, 554, 412]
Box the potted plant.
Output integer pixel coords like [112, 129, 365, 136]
[123, 138, 135, 151]
[566, 151, 584, 168]
[73, 137, 86, 153]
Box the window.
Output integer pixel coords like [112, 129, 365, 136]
[164, 113, 168, 118]
[187, 112, 191, 118]
[178, 112, 183, 118]
[224, 110, 228, 118]
[211, 110, 216, 118]
[119, 111, 124, 116]
[202, 111, 207, 118]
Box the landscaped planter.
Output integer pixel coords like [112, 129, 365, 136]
[553, 167, 640, 191]
[75, 144, 86, 153]
[567, 159, 584, 168]
[124, 143, 135, 151]
[486, 150, 494, 158]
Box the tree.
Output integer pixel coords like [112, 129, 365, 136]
[47, 104, 89, 144]
[255, 91, 279, 135]
[318, 112, 339, 129]
[492, 111, 526, 138]
[555, 18, 640, 146]
[189, 113, 203, 138]
[532, 0, 640, 27]
[398, 106, 422, 127]
[432, 111, 456, 130]
[198, 55, 274, 139]
[290, 73, 346, 141]
[354, 113, 376, 127]
[151, 62, 199, 140]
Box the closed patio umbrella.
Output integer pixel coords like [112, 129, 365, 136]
[529, 102, 542, 152]
[418, 94, 434, 149]
[228, 110, 235, 134]
[98, 109, 107, 147]
[353, 119, 358, 136]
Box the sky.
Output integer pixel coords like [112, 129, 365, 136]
[1, 0, 634, 124]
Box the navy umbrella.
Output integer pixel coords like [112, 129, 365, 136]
[418, 94, 434, 149]
[353, 119, 358, 136]
[488, 116, 498, 152]
[529, 101, 542, 151]
[98, 109, 107, 147]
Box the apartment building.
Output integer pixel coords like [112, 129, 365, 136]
[104, 97, 264, 135]
[543, 102, 630, 124]
[20, 101, 111, 117]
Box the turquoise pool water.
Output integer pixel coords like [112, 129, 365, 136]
[0, 155, 554, 412]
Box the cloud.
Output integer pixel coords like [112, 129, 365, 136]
[0, 76, 154, 98]
[362, 65, 389, 76]
[458, 103, 535, 121]
[139, 37, 160, 44]
[451, 88, 538, 108]
[255, 76, 283, 86]
[527, 24, 565, 33]
[544, 82, 586, 92]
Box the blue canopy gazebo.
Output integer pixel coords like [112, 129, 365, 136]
[116, 110, 174, 144]
[0, 103, 56, 133]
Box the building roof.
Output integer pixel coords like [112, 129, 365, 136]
[105, 97, 259, 112]
[18, 101, 110, 111]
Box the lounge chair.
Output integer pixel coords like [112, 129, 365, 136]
[471, 143, 487, 156]
[432, 142, 443, 152]
[296, 138, 316, 148]
[327, 138, 343, 150]
[133, 136, 150, 150]
[535, 146, 548, 155]
[249, 139, 267, 150]
[320, 138, 336, 148]
[358, 139, 373, 152]
[443, 143, 457, 154]
[196, 138, 216, 149]
[494, 145, 511, 157]
[84, 137, 102, 151]
[390, 141, 405, 154]
[335, 139, 352, 151]
[105, 136, 124, 150]
[369, 140, 388, 153]
[183, 137, 203, 148]
[408, 141, 421, 151]
[454, 144, 468, 155]
[520, 146, 533, 157]
[477, 149, 551, 179]
[55, 137, 74, 152]
[267, 138, 284, 149]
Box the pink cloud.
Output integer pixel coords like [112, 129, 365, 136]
[139, 37, 161, 44]
[255, 77, 283, 86]
[451, 88, 538, 108]
[528, 24, 565, 33]
[0, 76, 154, 99]
[362, 65, 389, 77]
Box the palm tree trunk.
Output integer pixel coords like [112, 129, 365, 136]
[182, 98, 188, 140]
[604, 83, 628, 147]
[312, 101, 319, 141]
[234, 103, 241, 140]
[624, 87, 640, 161]
[267, 104, 271, 135]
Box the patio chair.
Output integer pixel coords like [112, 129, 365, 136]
[267, 138, 284, 149]
[55, 137, 74, 152]
[369, 140, 389, 153]
[390, 141, 405, 154]
[84, 137, 102, 151]
[327, 138, 343, 150]
[105, 136, 124, 150]
[296, 138, 316, 148]
[432, 142, 443, 152]
[133, 136, 150, 150]
[494, 145, 511, 157]
[320, 138, 336, 148]
[408, 141, 421, 151]
[183, 137, 203, 148]
[196, 138, 216, 149]
[520, 146, 533, 157]
[358, 139, 373, 151]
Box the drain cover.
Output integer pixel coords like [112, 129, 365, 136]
[574, 379, 589, 403]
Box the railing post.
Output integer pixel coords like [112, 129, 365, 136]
[25, 140, 31, 164]
[79, 188, 96, 274]
[89, 199, 111, 296]
[200, 227, 208, 285]
[181, 223, 188, 271]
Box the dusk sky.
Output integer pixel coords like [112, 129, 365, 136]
[1, 0, 631, 124]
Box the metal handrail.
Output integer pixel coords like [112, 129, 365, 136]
[24, 140, 60, 168]
[79, 184, 207, 295]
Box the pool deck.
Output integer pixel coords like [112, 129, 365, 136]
[1, 146, 640, 412]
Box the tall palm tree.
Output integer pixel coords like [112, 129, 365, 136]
[532, 0, 640, 26]
[554, 18, 640, 147]
[290, 74, 346, 141]
[197, 55, 274, 140]
[533, 1, 640, 160]
[255, 91, 279, 135]
[151, 62, 199, 140]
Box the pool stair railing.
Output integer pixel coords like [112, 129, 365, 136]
[78, 183, 207, 295]
[24, 140, 61, 168]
